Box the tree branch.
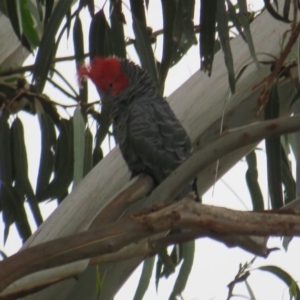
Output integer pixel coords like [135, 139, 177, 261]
[145, 114, 300, 207]
[1, 114, 300, 299]
[1, 198, 300, 298]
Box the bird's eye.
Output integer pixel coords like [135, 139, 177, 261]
[108, 83, 114, 89]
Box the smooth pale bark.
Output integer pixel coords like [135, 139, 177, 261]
[0, 1, 298, 299]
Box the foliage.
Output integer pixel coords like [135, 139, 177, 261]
[0, 0, 300, 299]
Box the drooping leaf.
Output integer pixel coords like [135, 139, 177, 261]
[156, 248, 175, 289]
[264, 86, 283, 208]
[237, 0, 259, 68]
[39, 96, 61, 126]
[216, 0, 235, 93]
[65, 9, 71, 39]
[35, 0, 43, 21]
[132, 256, 155, 300]
[92, 143, 103, 166]
[0, 183, 32, 243]
[44, 0, 54, 29]
[289, 87, 300, 108]
[225, 0, 245, 41]
[0, 1, 8, 16]
[0, 112, 12, 185]
[171, 0, 197, 67]
[12, 118, 43, 226]
[36, 109, 56, 196]
[263, 0, 290, 23]
[73, 16, 88, 104]
[283, 0, 291, 21]
[130, 0, 158, 88]
[169, 241, 195, 300]
[0, 113, 12, 241]
[33, 0, 74, 92]
[37, 119, 73, 201]
[258, 266, 300, 299]
[84, 127, 93, 176]
[280, 144, 296, 205]
[159, 0, 177, 91]
[245, 280, 257, 300]
[73, 17, 85, 63]
[199, 0, 217, 75]
[73, 108, 85, 188]
[158, 244, 183, 280]
[245, 150, 264, 210]
[20, 0, 40, 48]
[95, 104, 111, 149]
[89, 9, 113, 59]
[5, 0, 32, 52]
[110, 0, 126, 59]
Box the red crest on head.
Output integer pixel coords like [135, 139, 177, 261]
[78, 57, 129, 95]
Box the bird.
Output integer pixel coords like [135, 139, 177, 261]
[79, 56, 196, 199]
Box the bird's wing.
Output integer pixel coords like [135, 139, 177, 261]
[125, 99, 192, 183]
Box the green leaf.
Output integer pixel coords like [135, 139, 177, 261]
[6, 0, 21, 40]
[83, 127, 93, 176]
[65, 9, 71, 39]
[0, 112, 13, 242]
[35, 0, 43, 21]
[33, 0, 74, 92]
[281, 144, 296, 205]
[245, 280, 257, 300]
[92, 145, 103, 167]
[12, 118, 43, 226]
[20, 0, 40, 48]
[95, 104, 111, 148]
[225, 0, 245, 41]
[132, 15, 159, 89]
[133, 256, 155, 300]
[0, 1, 8, 16]
[89, 10, 111, 59]
[129, 0, 158, 88]
[237, 0, 259, 68]
[157, 247, 176, 280]
[289, 87, 300, 108]
[216, 0, 235, 93]
[263, 0, 290, 23]
[170, 0, 197, 67]
[0, 183, 32, 244]
[37, 119, 73, 201]
[73, 108, 85, 187]
[258, 266, 300, 300]
[155, 255, 163, 291]
[290, 279, 299, 299]
[110, 0, 126, 59]
[169, 241, 195, 300]
[44, 0, 54, 29]
[39, 97, 61, 126]
[0, 112, 12, 184]
[73, 16, 87, 103]
[36, 109, 56, 196]
[264, 86, 283, 208]
[73, 16, 85, 62]
[159, 0, 176, 92]
[199, 0, 217, 75]
[245, 150, 264, 210]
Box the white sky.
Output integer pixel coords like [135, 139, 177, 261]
[2, 0, 300, 299]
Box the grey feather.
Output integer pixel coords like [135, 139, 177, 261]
[104, 59, 195, 198]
